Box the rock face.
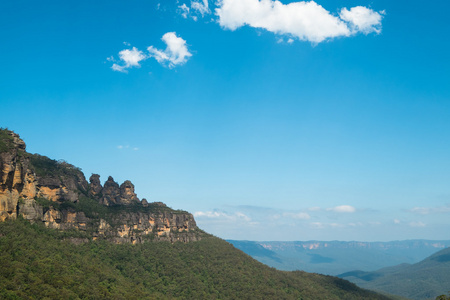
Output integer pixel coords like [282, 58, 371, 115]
[88, 174, 102, 198]
[0, 131, 36, 221]
[101, 176, 121, 206]
[0, 129, 202, 243]
[119, 180, 139, 205]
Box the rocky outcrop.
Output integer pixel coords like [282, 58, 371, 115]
[0, 131, 35, 221]
[0, 129, 202, 243]
[100, 176, 120, 206]
[103, 210, 199, 244]
[119, 180, 139, 205]
[96, 176, 140, 206]
[89, 174, 102, 197]
[0, 131, 88, 221]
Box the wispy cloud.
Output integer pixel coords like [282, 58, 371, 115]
[117, 145, 139, 151]
[409, 221, 426, 228]
[178, 0, 210, 20]
[283, 212, 311, 220]
[215, 0, 384, 43]
[178, 3, 190, 18]
[340, 6, 384, 34]
[194, 210, 252, 222]
[111, 47, 146, 73]
[409, 205, 450, 215]
[148, 32, 192, 68]
[326, 205, 356, 213]
[191, 0, 210, 16]
[110, 32, 192, 72]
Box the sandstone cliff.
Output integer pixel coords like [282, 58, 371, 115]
[0, 129, 201, 243]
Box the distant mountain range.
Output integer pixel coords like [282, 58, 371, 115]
[339, 246, 450, 300]
[228, 239, 450, 275]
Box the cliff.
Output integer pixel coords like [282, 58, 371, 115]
[0, 129, 201, 243]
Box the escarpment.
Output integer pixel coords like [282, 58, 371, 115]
[0, 129, 202, 243]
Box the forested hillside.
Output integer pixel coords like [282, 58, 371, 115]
[0, 219, 393, 299]
[339, 247, 450, 300]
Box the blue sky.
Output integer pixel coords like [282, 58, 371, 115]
[1, 0, 450, 241]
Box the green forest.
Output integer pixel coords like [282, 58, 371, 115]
[0, 219, 391, 300]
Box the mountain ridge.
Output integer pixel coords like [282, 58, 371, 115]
[228, 239, 450, 275]
[338, 247, 450, 300]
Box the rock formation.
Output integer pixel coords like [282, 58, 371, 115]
[88, 173, 102, 197]
[101, 176, 121, 206]
[0, 129, 202, 243]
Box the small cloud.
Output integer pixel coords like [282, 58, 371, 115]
[309, 222, 326, 229]
[123, 41, 131, 46]
[283, 212, 311, 220]
[330, 223, 345, 228]
[327, 205, 356, 213]
[287, 38, 294, 44]
[339, 6, 384, 34]
[117, 144, 139, 151]
[409, 221, 426, 228]
[409, 205, 450, 215]
[148, 32, 192, 68]
[308, 206, 322, 211]
[178, 3, 190, 18]
[191, 0, 210, 17]
[194, 210, 251, 222]
[109, 33, 192, 72]
[310, 222, 325, 229]
[394, 219, 401, 224]
[111, 47, 146, 73]
[178, 0, 210, 20]
[368, 221, 381, 226]
[348, 222, 363, 227]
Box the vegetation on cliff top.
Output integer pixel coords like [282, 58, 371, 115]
[0, 219, 392, 300]
[0, 128, 15, 152]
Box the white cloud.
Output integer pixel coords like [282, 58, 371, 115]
[409, 221, 426, 228]
[339, 6, 384, 34]
[111, 47, 146, 73]
[109, 33, 191, 72]
[348, 222, 363, 227]
[327, 205, 356, 213]
[215, 0, 384, 43]
[310, 222, 325, 229]
[394, 219, 401, 224]
[148, 32, 192, 68]
[178, 3, 190, 18]
[117, 144, 139, 151]
[283, 212, 311, 220]
[409, 205, 450, 215]
[191, 0, 210, 16]
[368, 221, 381, 226]
[177, 0, 210, 20]
[308, 206, 322, 211]
[194, 210, 251, 222]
